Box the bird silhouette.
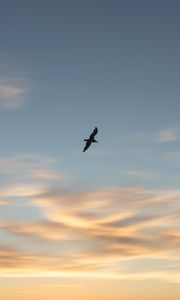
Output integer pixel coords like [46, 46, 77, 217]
[83, 127, 98, 152]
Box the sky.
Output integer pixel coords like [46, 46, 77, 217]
[0, 0, 180, 299]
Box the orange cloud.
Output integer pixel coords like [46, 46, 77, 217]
[0, 186, 179, 282]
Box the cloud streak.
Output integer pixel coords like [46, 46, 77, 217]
[0, 80, 27, 108]
[155, 127, 179, 143]
[0, 186, 179, 282]
[131, 126, 179, 144]
[0, 59, 31, 108]
[0, 153, 67, 183]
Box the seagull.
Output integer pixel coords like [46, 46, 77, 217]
[83, 127, 98, 152]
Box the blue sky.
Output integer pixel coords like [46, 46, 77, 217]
[0, 0, 180, 188]
[0, 1, 180, 299]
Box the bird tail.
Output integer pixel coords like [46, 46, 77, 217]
[84, 139, 88, 141]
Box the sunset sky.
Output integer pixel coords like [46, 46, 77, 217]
[0, 1, 180, 299]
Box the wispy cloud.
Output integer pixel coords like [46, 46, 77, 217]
[0, 58, 31, 108]
[0, 199, 11, 205]
[30, 169, 65, 181]
[0, 184, 46, 197]
[131, 126, 179, 144]
[0, 79, 28, 108]
[0, 153, 67, 182]
[0, 186, 179, 282]
[0, 220, 71, 241]
[155, 127, 179, 143]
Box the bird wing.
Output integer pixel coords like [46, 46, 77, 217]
[89, 127, 98, 139]
[83, 140, 91, 152]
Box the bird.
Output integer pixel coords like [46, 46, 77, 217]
[83, 127, 98, 152]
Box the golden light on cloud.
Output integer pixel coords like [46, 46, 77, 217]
[30, 169, 65, 180]
[0, 185, 179, 285]
[0, 184, 46, 197]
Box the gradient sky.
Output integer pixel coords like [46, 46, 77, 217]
[0, 1, 180, 299]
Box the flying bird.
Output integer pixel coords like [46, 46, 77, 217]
[83, 127, 98, 152]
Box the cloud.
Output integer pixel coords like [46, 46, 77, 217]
[0, 246, 180, 283]
[0, 199, 11, 205]
[30, 169, 65, 180]
[32, 187, 180, 261]
[0, 80, 27, 108]
[0, 245, 65, 271]
[131, 126, 179, 144]
[0, 184, 46, 197]
[0, 221, 72, 241]
[0, 59, 30, 108]
[2, 188, 180, 251]
[0, 186, 180, 282]
[155, 127, 179, 143]
[0, 153, 66, 182]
